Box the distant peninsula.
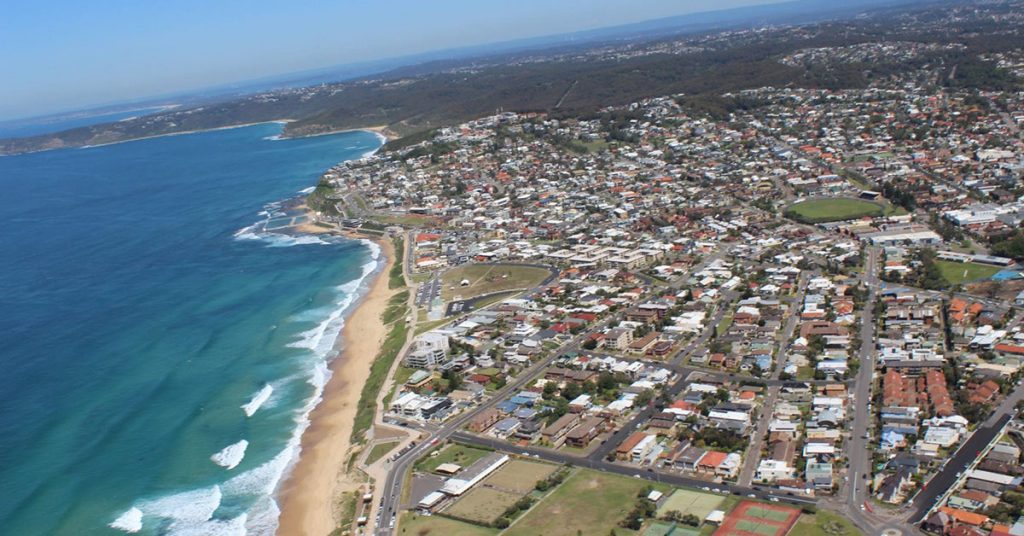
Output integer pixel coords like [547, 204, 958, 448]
[2, 0, 1019, 156]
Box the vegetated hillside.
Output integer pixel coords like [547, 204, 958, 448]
[1, 0, 1020, 156]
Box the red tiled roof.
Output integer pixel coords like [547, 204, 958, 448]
[995, 343, 1024, 355]
[698, 451, 728, 468]
[940, 507, 989, 526]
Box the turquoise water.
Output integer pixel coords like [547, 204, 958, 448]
[0, 124, 382, 535]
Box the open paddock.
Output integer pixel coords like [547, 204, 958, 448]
[444, 487, 521, 525]
[481, 459, 557, 494]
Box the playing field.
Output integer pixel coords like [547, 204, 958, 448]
[444, 487, 521, 524]
[936, 260, 1000, 285]
[504, 469, 667, 536]
[398, 512, 498, 536]
[786, 198, 882, 223]
[715, 500, 801, 536]
[440, 264, 551, 301]
[481, 459, 557, 494]
[656, 488, 725, 520]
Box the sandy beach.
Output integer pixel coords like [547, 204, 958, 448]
[281, 124, 399, 142]
[276, 235, 396, 536]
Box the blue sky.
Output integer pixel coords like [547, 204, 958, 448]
[0, 0, 789, 120]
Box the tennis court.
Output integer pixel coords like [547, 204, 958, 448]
[656, 488, 725, 520]
[714, 500, 800, 536]
[745, 506, 792, 523]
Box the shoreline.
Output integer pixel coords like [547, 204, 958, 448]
[279, 124, 399, 143]
[77, 120, 295, 150]
[0, 120, 393, 157]
[275, 233, 397, 536]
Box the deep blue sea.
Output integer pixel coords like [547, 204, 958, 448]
[0, 124, 382, 535]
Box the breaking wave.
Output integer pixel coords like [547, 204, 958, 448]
[109, 507, 142, 533]
[241, 384, 274, 417]
[211, 440, 249, 470]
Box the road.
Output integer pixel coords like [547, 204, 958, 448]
[841, 246, 883, 531]
[907, 413, 1012, 524]
[450, 431, 817, 507]
[374, 251, 725, 534]
[373, 312, 615, 534]
[737, 273, 808, 486]
[908, 381, 1024, 523]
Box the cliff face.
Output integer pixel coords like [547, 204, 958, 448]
[306, 178, 342, 216]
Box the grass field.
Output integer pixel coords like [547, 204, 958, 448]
[656, 488, 725, 521]
[416, 317, 451, 335]
[389, 236, 405, 289]
[440, 264, 551, 301]
[646, 523, 701, 536]
[791, 511, 864, 536]
[786, 198, 883, 223]
[716, 313, 734, 337]
[445, 487, 522, 524]
[366, 440, 400, 465]
[416, 444, 491, 474]
[482, 459, 557, 493]
[397, 512, 498, 536]
[505, 469, 667, 536]
[935, 260, 1001, 285]
[351, 309, 408, 444]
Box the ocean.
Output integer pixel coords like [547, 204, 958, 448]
[0, 123, 383, 535]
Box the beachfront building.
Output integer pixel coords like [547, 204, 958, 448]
[405, 332, 450, 369]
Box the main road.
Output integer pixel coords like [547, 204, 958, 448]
[841, 246, 885, 532]
[449, 431, 817, 508]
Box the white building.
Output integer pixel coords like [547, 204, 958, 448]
[756, 460, 795, 482]
[405, 332, 450, 369]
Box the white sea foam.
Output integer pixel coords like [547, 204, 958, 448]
[233, 225, 332, 248]
[297, 186, 315, 194]
[211, 440, 249, 470]
[119, 485, 246, 536]
[112, 230, 383, 536]
[166, 514, 248, 536]
[109, 507, 143, 533]
[242, 384, 274, 417]
[135, 485, 223, 532]
[286, 300, 349, 352]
